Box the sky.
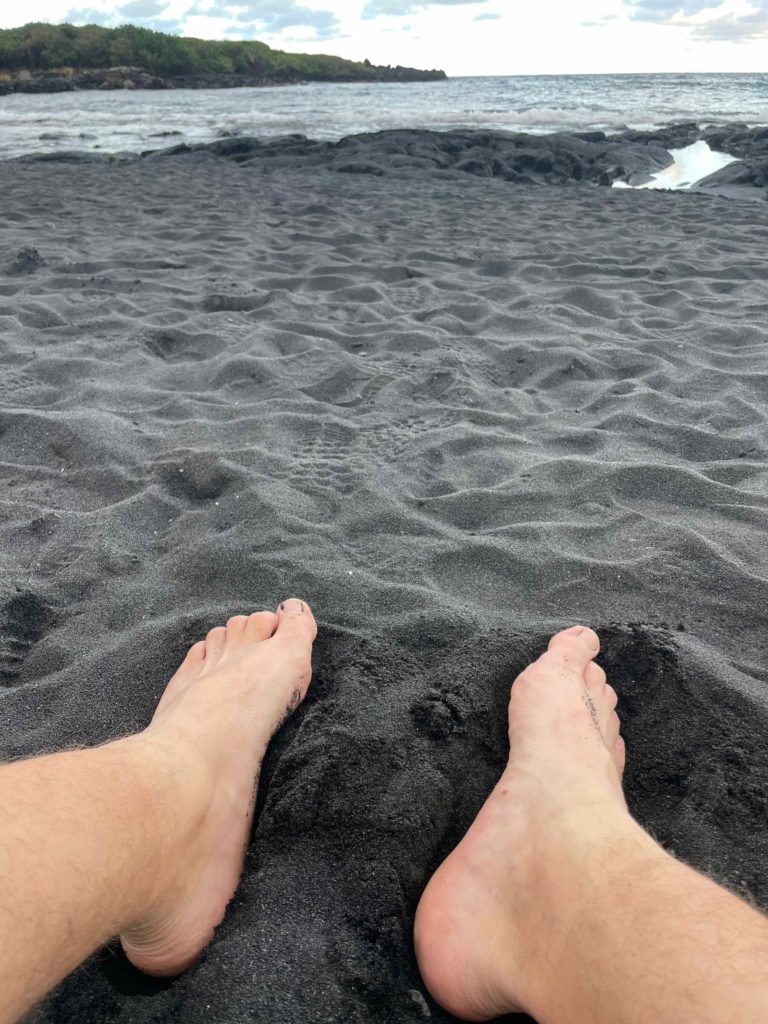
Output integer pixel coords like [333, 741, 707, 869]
[2, 0, 767, 75]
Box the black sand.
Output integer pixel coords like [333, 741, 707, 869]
[1, 141, 767, 1023]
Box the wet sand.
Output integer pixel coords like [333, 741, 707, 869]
[1, 144, 767, 1023]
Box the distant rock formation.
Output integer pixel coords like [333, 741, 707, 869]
[0, 63, 446, 96]
[16, 124, 768, 199]
[138, 125, 768, 198]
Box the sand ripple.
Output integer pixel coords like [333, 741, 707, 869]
[0, 155, 767, 1021]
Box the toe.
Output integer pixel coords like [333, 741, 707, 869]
[273, 599, 317, 647]
[245, 611, 278, 642]
[205, 626, 227, 664]
[544, 626, 600, 675]
[180, 640, 206, 671]
[225, 615, 249, 643]
[584, 661, 606, 691]
[584, 663, 618, 735]
[606, 709, 621, 745]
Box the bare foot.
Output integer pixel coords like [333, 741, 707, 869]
[119, 599, 316, 976]
[414, 626, 643, 1021]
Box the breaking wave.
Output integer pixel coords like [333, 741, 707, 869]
[1, 72, 767, 159]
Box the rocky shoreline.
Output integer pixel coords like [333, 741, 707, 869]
[20, 124, 767, 198]
[167, 123, 768, 195]
[0, 63, 447, 95]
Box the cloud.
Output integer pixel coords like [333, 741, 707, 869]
[622, 0, 768, 40]
[65, 6, 187, 32]
[139, 18, 188, 33]
[64, 7, 115, 25]
[65, 0, 341, 39]
[691, 2, 768, 39]
[118, 0, 168, 16]
[473, 11, 500, 20]
[189, 1, 341, 37]
[622, 0, 725, 21]
[581, 14, 618, 27]
[363, 0, 490, 19]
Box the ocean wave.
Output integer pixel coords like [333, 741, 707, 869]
[2, 73, 767, 158]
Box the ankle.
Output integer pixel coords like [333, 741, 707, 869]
[522, 813, 666, 1019]
[108, 734, 212, 926]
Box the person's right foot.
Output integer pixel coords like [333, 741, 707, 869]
[414, 626, 645, 1021]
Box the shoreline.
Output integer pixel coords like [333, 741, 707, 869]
[8, 123, 768, 198]
[0, 65, 447, 96]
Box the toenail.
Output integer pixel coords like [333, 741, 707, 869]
[566, 625, 599, 654]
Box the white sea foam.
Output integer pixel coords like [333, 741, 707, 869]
[612, 140, 739, 191]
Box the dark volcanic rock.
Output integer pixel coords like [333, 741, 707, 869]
[24, 151, 119, 164]
[14, 72, 75, 93]
[1, 62, 446, 95]
[16, 123, 768, 197]
[6, 247, 48, 275]
[699, 124, 768, 191]
[135, 125, 768, 195]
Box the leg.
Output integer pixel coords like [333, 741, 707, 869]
[0, 599, 316, 1024]
[415, 626, 768, 1023]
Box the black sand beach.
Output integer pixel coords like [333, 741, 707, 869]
[1, 137, 768, 1022]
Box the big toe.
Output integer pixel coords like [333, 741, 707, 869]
[274, 599, 317, 646]
[546, 625, 600, 673]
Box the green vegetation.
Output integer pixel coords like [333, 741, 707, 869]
[0, 22, 443, 81]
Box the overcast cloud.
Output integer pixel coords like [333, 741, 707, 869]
[623, 0, 725, 21]
[362, 0, 488, 19]
[118, 0, 166, 16]
[64, 6, 113, 24]
[622, 0, 768, 41]
[189, 1, 339, 35]
[692, 1, 768, 39]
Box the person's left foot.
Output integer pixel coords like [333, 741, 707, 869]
[119, 599, 316, 976]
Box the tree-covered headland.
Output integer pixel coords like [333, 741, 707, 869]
[0, 22, 446, 90]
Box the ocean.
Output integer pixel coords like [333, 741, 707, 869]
[2, 72, 768, 159]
